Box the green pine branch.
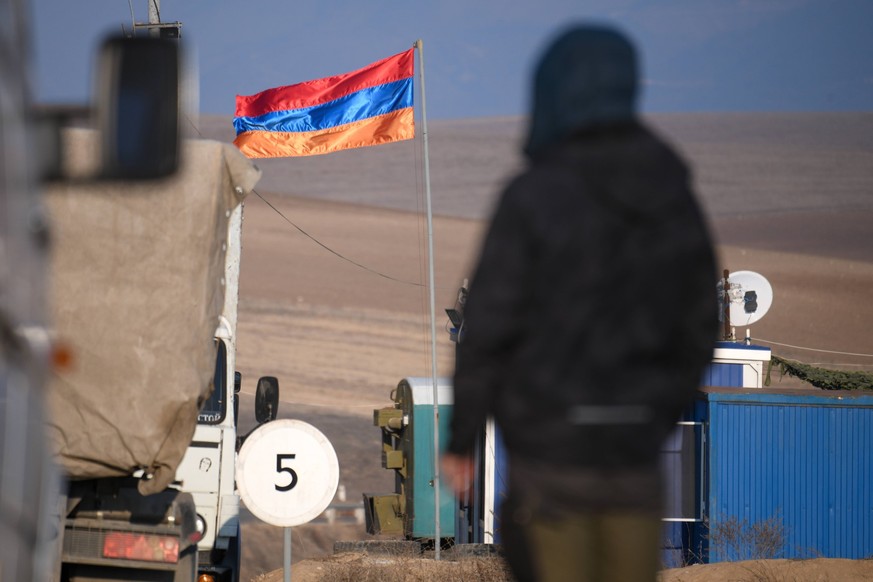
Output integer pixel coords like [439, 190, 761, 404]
[767, 355, 873, 391]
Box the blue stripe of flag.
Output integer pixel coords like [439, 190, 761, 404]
[233, 77, 413, 135]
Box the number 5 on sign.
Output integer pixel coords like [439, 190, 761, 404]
[275, 454, 298, 491]
[236, 419, 339, 527]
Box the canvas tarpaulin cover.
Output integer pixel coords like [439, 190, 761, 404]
[44, 129, 260, 495]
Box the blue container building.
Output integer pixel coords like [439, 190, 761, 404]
[689, 388, 873, 562]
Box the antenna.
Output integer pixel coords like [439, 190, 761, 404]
[127, 0, 182, 38]
[717, 270, 773, 341]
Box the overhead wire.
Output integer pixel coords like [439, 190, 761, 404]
[252, 188, 428, 288]
[755, 338, 873, 359]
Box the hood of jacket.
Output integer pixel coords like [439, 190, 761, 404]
[524, 25, 639, 158]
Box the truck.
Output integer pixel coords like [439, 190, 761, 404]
[0, 5, 274, 577]
[43, 123, 275, 581]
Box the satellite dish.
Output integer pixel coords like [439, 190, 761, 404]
[717, 270, 773, 327]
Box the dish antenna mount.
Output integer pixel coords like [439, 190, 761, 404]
[124, 0, 182, 38]
[717, 269, 773, 341]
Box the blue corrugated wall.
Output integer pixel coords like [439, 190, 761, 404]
[702, 363, 744, 387]
[699, 391, 873, 562]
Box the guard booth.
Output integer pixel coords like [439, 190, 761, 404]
[366, 378, 456, 542]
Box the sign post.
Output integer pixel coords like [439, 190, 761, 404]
[236, 419, 340, 582]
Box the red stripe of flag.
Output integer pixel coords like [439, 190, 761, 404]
[235, 49, 414, 118]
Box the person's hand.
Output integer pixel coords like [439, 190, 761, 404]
[441, 453, 475, 496]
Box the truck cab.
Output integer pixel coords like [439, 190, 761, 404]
[177, 339, 242, 581]
[180, 345, 280, 582]
[175, 196, 279, 582]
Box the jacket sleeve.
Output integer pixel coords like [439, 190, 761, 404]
[448, 181, 535, 455]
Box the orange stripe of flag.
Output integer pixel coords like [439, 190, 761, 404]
[233, 108, 415, 158]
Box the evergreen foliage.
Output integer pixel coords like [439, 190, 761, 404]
[767, 356, 873, 391]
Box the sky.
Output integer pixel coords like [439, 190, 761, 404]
[29, 0, 873, 119]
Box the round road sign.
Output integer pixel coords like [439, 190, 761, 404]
[236, 419, 340, 527]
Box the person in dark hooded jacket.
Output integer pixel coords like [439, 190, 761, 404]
[442, 25, 717, 582]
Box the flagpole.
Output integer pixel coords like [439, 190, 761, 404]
[414, 38, 442, 560]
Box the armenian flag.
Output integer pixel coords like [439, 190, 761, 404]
[233, 49, 415, 158]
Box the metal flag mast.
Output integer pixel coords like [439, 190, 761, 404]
[413, 38, 443, 560]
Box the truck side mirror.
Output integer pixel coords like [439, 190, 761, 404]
[254, 376, 279, 424]
[95, 35, 180, 179]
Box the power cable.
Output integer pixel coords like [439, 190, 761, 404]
[252, 189, 427, 288]
[755, 338, 873, 359]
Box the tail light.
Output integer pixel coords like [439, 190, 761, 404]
[103, 532, 179, 563]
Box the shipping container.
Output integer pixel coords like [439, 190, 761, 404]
[688, 388, 873, 562]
